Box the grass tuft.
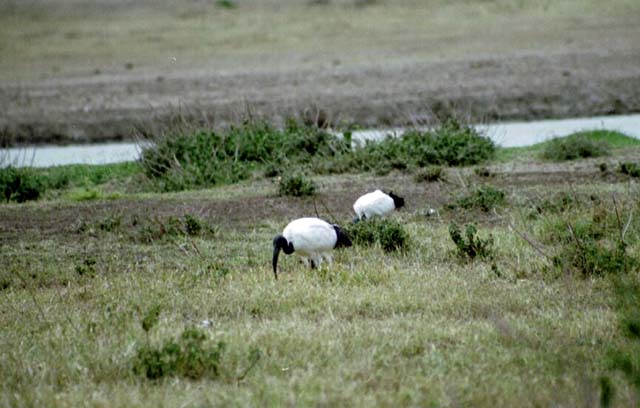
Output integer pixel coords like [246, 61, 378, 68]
[449, 185, 506, 212]
[133, 328, 226, 380]
[277, 173, 317, 197]
[0, 166, 45, 202]
[346, 218, 409, 252]
[449, 222, 495, 261]
[540, 132, 611, 161]
[619, 162, 640, 177]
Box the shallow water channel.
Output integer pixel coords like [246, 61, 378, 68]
[2, 114, 639, 168]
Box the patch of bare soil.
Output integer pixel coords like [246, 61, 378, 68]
[1, 158, 636, 241]
[2, 48, 640, 145]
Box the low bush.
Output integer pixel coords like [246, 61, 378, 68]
[346, 218, 408, 252]
[140, 120, 349, 192]
[133, 328, 226, 380]
[352, 118, 495, 173]
[134, 214, 216, 243]
[449, 223, 495, 261]
[414, 165, 443, 182]
[541, 133, 610, 161]
[0, 166, 46, 202]
[140, 118, 494, 192]
[549, 221, 635, 277]
[78, 213, 216, 242]
[216, 0, 236, 8]
[619, 162, 640, 178]
[474, 167, 493, 177]
[537, 202, 638, 277]
[449, 186, 506, 212]
[278, 173, 316, 197]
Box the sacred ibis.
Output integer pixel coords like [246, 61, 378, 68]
[353, 189, 405, 221]
[272, 217, 352, 279]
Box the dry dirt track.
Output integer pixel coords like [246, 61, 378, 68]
[1, 1, 640, 145]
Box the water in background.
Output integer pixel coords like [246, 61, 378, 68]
[2, 114, 639, 168]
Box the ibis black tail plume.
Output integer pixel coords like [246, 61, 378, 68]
[272, 235, 294, 280]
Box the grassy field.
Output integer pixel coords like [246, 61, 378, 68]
[2, 0, 638, 81]
[2, 0, 640, 144]
[2, 126, 640, 406]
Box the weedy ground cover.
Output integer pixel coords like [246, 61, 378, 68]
[2, 127, 640, 406]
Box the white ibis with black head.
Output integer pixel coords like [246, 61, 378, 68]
[353, 189, 405, 221]
[272, 217, 352, 279]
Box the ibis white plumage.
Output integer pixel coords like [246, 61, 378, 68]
[353, 190, 405, 221]
[272, 217, 352, 279]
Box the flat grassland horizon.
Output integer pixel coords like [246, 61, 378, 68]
[1, 0, 640, 143]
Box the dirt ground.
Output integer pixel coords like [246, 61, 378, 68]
[1, 1, 639, 145]
[0, 152, 634, 242]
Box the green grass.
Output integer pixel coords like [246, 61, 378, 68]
[2, 0, 638, 81]
[36, 162, 140, 190]
[495, 130, 640, 162]
[3, 145, 640, 405]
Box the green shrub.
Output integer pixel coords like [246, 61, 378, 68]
[428, 118, 496, 166]
[133, 328, 226, 380]
[216, 0, 237, 8]
[346, 218, 408, 252]
[549, 220, 635, 277]
[474, 167, 493, 177]
[619, 162, 640, 178]
[449, 223, 495, 261]
[81, 213, 215, 242]
[541, 133, 610, 161]
[184, 214, 203, 236]
[140, 120, 348, 192]
[141, 305, 161, 333]
[414, 165, 443, 182]
[278, 173, 316, 197]
[139, 118, 493, 193]
[533, 192, 578, 216]
[450, 186, 506, 212]
[540, 203, 638, 277]
[74, 257, 97, 278]
[133, 214, 216, 243]
[353, 118, 495, 172]
[0, 166, 46, 202]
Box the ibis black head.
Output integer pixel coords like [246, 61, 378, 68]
[272, 234, 294, 280]
[333, 225, 353, 248]
[388, 191, 405, 209]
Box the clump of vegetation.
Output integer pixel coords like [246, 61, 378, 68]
[216, 0, 237, 8]
[619, 162, 640, 178]
[278, 173, 316, 197]
[141, 305, 162, 333]
[548, 219, 635, 277]
[135, 214, 216, 243]
[78, 213, 216, 242]
[133, 328, 226, 380]
[530, 192, 582, 217]
[139, 118, 494, 192]
[346, 218, 409, 252]
[449, 223, 495, 261]
[450, 185, 506, 212]
[538, 202, 638, 277]
[474, 167, 493, 177]
[140, 120, 349, 192]
[414, 165, 443, 182]
[353, 118, 495, 174]
[0, 166, 46, 202]
[75, 257, 97, 278]
[540, 133, 610, 161]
